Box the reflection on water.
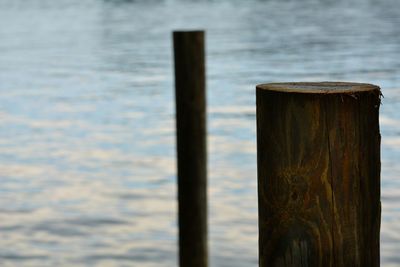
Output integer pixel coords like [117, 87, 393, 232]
[0, 0, 400, 266]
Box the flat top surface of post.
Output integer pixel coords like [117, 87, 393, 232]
[257, 82, 380, 94]
[173, 30, 204, 35]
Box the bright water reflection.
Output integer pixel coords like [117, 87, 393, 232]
[0, 0, 400, 266]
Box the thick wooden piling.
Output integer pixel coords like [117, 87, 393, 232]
[173, 31, 207, 267]
[256, 82, 381, 267]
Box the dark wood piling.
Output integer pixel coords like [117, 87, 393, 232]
[256, 82, 381, 267]
[173, 30, 207, 267]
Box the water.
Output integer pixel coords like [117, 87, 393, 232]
[0, 0, 399, 266]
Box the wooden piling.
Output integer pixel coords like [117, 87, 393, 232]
[173, 31, 207, 267]
[256, 82, 381, 267]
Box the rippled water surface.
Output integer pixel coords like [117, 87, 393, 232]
[1, 0, 400, 266]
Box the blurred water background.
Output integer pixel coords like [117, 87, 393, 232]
[0, 0, 399, 266]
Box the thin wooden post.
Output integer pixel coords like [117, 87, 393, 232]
[173, 30, 207, 267]
[256, 82, 381, 267]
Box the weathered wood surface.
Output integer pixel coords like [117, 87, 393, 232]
[173, 31, 208, 267]
[256, 82, 381, 267]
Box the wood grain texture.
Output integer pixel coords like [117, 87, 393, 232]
[173, 31, 208, 267]
[256, 82, 381, 267]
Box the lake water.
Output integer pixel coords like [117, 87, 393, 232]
[0, 0, 399, 266]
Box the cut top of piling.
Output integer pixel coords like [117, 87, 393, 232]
[256, 82, 380, 94]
